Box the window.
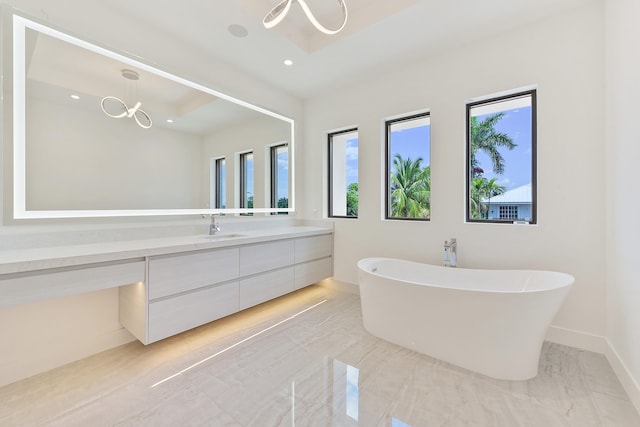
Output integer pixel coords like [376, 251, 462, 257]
[499, 205, 518, 219]
[466, 90, 536, 224]
[328, 128, 358, 218]
[211, 157, 226, 209]
[270, 143, 289, 210]
[385, 113, 431, 220]
[239, 151, 254, 210]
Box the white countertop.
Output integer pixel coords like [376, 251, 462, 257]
[0, 226, 332, 275]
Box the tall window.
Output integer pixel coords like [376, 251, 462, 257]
[328, 128, 358, 218]
[385, 113, 431, 220]
[466, 89, 536, 224]
[212, 157, 226, 209]
[270, 143, 289, 210]
[239, 151, 254, 209]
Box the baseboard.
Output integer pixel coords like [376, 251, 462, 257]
[604, 339, 640, 413]
[545, 325, 608, 354]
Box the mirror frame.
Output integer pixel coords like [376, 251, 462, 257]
[9, 12, 295, 219]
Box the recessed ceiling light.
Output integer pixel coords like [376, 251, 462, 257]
[228, 24, 248, 38]
[70, 94, 80, 100]
[166, 119, 174, 123]
[284, 59, 293, 66]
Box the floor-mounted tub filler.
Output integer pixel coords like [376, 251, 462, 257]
[357, 258, 574, 380]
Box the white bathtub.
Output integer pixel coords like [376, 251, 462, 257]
[357, 258, 574, 380]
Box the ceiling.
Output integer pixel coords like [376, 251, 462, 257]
[9, 0, 594, 100]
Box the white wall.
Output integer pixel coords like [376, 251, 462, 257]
[302, 3, 605, 338]
[0, 288, 133, 386]
[26, 97, 202, 210]
[605, 0, 640, 408]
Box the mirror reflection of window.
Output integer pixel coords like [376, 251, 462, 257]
[240, 151, 254, 211]
[211, 157, 226, 209]
[270, 143, 289, 213]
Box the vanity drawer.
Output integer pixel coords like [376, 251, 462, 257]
[239, 240, 294, 276]
[294, 257, 333, 290]
[294, 234, 333, 263]
[148, 248, 239, 300]
[147, 280, 239, 343]
[239, 267, 294, 310]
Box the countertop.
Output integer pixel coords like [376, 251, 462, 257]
[0, 226, 332, 275]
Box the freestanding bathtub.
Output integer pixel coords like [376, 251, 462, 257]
[357, 258, 574, 380]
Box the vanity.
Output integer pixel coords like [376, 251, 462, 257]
[0, 9, 319, 385]
[0, 226, 333, 345]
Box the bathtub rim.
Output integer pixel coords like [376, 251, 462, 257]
[357, 257, 575, 294]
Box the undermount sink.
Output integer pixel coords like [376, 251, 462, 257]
[202, 233, 247, 240]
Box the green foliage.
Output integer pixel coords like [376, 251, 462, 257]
[277, 197, 288, 208]
[470, 176, 506, 219]
[390, 154, 430, 219]
[469, 113, 514, 219]
[469, 113, 516, 176]
[346, 182, 358, 217]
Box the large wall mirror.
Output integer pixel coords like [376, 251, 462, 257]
[10, 13, 294, 219]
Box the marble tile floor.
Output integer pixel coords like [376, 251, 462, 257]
[1, 285, 639, 427]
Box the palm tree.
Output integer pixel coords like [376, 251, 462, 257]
[469, 113, 515, 219]
[470, 177, 506, 219]
[390, 154, 430, 218]
[484, 178, 506, 219]
[469, 113, 516, 175]
[470, 177, 488, 219]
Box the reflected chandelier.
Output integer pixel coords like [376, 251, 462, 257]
[263, 0, 348, 35]
[100, 69, 152, 129]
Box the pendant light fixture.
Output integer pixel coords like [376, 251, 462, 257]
[263, 0, 348, 35]
[101, 69, 152, 129]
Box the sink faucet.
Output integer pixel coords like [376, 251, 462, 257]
[209, 215, 221, 235]
[443, 238, 457, 268]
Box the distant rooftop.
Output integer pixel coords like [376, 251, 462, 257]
[482, 183, 531, 204]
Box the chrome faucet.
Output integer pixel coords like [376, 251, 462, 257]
[209, 215, 221, 235]
[443, 238, 457, 268]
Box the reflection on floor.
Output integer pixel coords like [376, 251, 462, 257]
[1, 285, 639, 426]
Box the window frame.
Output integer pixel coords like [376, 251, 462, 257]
[465, 89, 537, 225]
[328, 128, 359, 219]
[239, 151, 254, 210]
[270, 143, 289, 212]
[385, 112, 431, 222]
[213, 157, 226, 209]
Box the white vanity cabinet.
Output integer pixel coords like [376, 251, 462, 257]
[239, 239, 295, 310]
[146, 248, 240, 343]
[120, 231, 333, 344]
[294, 234, 333, 290]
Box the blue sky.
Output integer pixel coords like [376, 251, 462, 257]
[342, 106, 529, 192]
[345, 121, 430, 186]
[276, 149, 288, 200]
[345, 137, 359, 185]
[388, 123, 431, 168]
[474, 106, 532, 191]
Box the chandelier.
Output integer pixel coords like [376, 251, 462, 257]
[263, 0, 348, 35]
